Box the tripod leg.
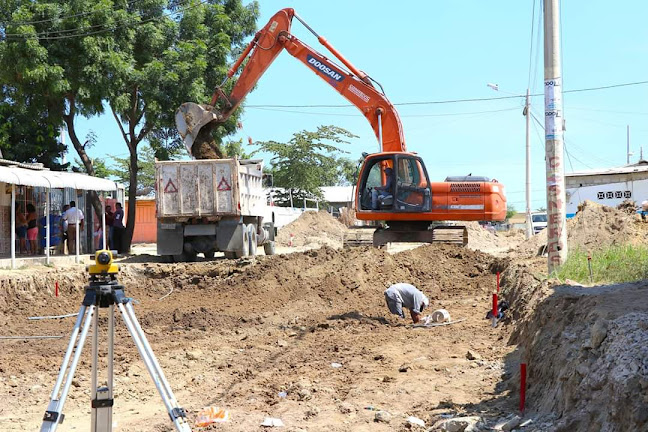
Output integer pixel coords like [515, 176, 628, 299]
[117, 301, 192, 432]
[91, 305, 114, 432]
[41, 304, 96, 432]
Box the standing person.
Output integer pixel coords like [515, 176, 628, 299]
[105, 205, 115, 249]
[384, 283, 430, 324]
[59, 204, 69, 254]
[15, 205, 28, 254]
[26, 203, 38, 255]
[112, 202, 125, 254]
[63, 201, 84, 255]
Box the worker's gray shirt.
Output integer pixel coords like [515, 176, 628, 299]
[384, 283, 429, 319]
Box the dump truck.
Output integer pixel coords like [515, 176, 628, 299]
[155, 158, 275, 261]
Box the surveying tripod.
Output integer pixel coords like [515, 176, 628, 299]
[40, 250, 192, 432]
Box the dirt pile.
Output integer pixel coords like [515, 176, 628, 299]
[464, 222, 524, 255]
[1, 244, 509, 431]
[276, 210, 346, 248]
[514, 200, 648, 257]
[508, 279, 648, 431]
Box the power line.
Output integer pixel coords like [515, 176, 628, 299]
[247, 80, 648, 108]
[1, 0, 142, 26]
[248, 105, 521, 118]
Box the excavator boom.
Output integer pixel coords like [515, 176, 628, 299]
[176, 8, 507, 248]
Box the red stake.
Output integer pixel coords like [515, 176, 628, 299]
[520, 363, 527, 412]
[492, 292, 498, 318]
[55, 281, 59, 297]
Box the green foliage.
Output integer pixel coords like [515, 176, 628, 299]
[506, 204, 516, 220]
[108, 145, 157, 193]
[553, 245, 648, 284]
[73, 157, 111, 179]
[222, 138, 252, 159]
[0, 92, 68, 169]
[253, 125, 358, 204]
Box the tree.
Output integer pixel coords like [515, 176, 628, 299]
[506, 204, 517, 220]
[1, 0, 259, 251]
[0, 89, 68, 170]
[222, 138, 252, 159]
[108, 144, 157, 195]
[253, 125, 358, 206]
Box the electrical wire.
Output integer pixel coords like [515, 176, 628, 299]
[247, 105, 521, 118]
[1, 0, 141, 26]
[246, 80, 648, 108]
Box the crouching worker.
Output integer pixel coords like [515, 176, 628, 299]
[384, 283, 430, 324]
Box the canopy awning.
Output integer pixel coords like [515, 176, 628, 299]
[0, 165, 119, 191]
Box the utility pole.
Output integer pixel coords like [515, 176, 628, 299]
[524, 89, 532, 239]
[544, 0, 568, 273]
[627, 125, 630, 164]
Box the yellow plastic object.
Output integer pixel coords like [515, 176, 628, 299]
[194, 406, 231, 427]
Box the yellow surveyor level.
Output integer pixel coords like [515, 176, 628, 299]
[87, 249, 119, 275]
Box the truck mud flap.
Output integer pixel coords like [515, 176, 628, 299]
[157, 222, 184, 255]
[217, 219, 245, 252]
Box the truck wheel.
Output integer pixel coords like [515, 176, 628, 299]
[263, 240, 276, 256]
[235, 227, 250, 258]
[247, 224, 258, 257]
[224, 251, 237, 259]
[173, 251, 197, 262]
[204, 250, 215, 259]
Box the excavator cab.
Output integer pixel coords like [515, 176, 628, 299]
[358, 153, 431, 213]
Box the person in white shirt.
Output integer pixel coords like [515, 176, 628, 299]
[63, 201, 84, 255]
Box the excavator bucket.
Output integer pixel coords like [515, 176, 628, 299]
[175, 102, 221, 154]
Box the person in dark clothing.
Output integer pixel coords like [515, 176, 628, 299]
[26, 203, 38, 255]
[105, 205, 115, 249]
[112, 202, 125, 253]
[371, 167, 394, 210]
[15, 205, 28, 254]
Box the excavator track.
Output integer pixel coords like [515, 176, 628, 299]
[343, 225, 468, 248]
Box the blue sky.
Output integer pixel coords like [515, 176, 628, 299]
[70, 0, 648, 211]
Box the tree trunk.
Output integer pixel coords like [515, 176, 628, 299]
[123, 148, 139, 253]
[63, 97, 104, 222]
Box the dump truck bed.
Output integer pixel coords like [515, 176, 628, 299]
[156, 158, 265, 219]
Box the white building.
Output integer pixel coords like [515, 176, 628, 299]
[566, 160, 648, 217]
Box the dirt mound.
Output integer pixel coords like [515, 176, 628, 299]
[1, 244, 508, 431]
[503, 271, 648, 431]
[514, 200, 648, 257]
[276, 210, 346, 248]
[464, 222, 524, 255]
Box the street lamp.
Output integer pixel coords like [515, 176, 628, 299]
[487, 83, 533, 239]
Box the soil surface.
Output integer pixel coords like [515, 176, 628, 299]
[3, 202, 648, 431]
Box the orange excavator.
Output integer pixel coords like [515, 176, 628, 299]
[176, 8, 507, 247]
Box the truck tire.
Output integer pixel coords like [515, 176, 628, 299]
[224, 251, 237, 259]
[263, 240, 276, 256]
[204, 250, 215, 259]
[235, 227, 250, 258]
[173, 250, 197, 263]
[247, 224, 258, 257]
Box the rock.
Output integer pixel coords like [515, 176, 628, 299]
[304, 405, 320, 419]
[338, 402, 355, 414]
[466, 350, 482, 361]
[297, 388, 312, 401]
[497, 415, 522, 431]
[277, 339, 288, 347]
[399, 363, 412, 372]
[185, 350, 203, 361]
[432, 416, 481, 432]
[374, 410, 392, 423]
[590, 320, 608, 349]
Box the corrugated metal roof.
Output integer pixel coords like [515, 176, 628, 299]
[0, 165, 119, 191]
[566, 160, 648, 177]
